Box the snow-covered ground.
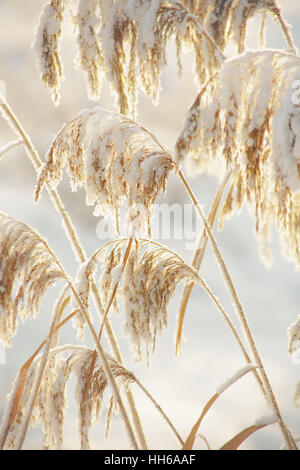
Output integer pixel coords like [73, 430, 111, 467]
[0, 0, 300, 450]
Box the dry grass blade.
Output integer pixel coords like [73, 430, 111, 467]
[219, 416, 278, 450]
[32, 0, 68, 104]
[0, 212, 65, 345]
[178, 169, 297, 450]
[183, 364, 256, 450]
[177, 50, 300, 269]
[35, 107, 175, 236]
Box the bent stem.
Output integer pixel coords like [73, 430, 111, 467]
[0, 101, 147, 450]
[46, 250, 140, 450]
[0, 138, 23, 160]
[15, 287, 69, 449]
[138, 237, 265, 394]
[178, 169, 297, 450]
[98, 111, 297, 449]
[98, 237, 133, 342]
[176, 171, 231, 355]
[82, 236, 148, 449]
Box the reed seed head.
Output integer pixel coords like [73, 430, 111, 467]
[35, 107, 175, 236]
[0, 213, 64, 345]
[176, 50, 300, 268]
[32, 0, 67, 104]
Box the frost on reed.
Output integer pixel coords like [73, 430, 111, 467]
[0, 213, 64, 345]
[176, 50, 300, 268]
[184, 0, 296, 53]
[32, 0, 67, 104]
[122, 242, 199, 361]
[1, 346, 134, 450]
[35, 107, 174, 236]
[34, 0, 224, 116]
[288, 315, 300, 407]
[99, 241, 198, 361]
[73, 0, 104, 100]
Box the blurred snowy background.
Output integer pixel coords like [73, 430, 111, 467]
[0, 0, 300, 450]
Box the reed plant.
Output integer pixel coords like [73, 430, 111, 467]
[0, 0, 300, 450]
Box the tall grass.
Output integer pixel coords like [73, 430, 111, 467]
[0, 0, 299, 450]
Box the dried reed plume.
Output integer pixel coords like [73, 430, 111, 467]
[288, 315, 300, 407]
[33, 0, 67, 104]
[176, 50, 300, 268]
[1, 345, 135, 450]
[288, 315, 300, 356]
[73, 0, 104, 100]
[34, 0, 224, 117]
[70, 239, 199, 362]
[184, 0, 297, 53]
[35, 107, 175, 235]
[88, 240, 198, 361]
[122, 241, 199, 361]
[0, 213, 64, 345]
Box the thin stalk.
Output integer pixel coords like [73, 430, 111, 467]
[136, 237, 265, 394]
[178, 169, 297, 450]
[82, 236, 149, 449]
[35, 232, 140, 450]
[273, 7, 298, 54]
[133, 377, 184, 447]
[0, 101, 147, 450]
[15, 287, 69, 449]
[0, 139, 23, 160]
[259, 11, 267, 48]
[103, 114, 296, 449]
[81, 236, 148, 449]
[0, 304, 77, 450]
[176, 171, 231, 355]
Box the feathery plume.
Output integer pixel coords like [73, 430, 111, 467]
[0, 357, 39, 449]
[34, 0, 224, 115]
[72, 258, 97, 341]
[75, 239, 199, 361]
[184, 0, 297, 54]
[35, 107, 175, 235]
[122, 241, 199, 361]
[0, 213, 64, 345]
[32, 0, 68, 104]
[99, 0, 223, 117]
[176, 50, 300, 268]
[294, 382, 300, 408]
[1, 345, 135, 450]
